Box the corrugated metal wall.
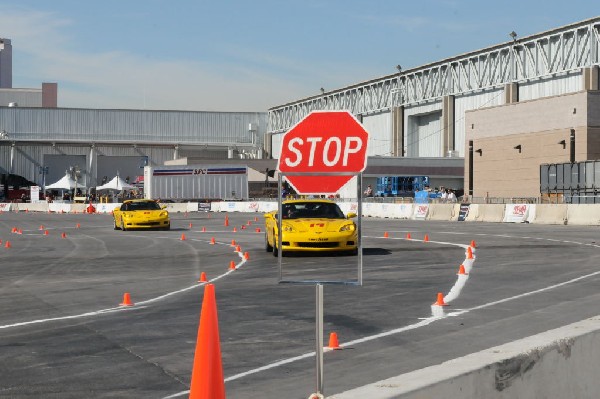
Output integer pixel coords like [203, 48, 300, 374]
[518, 71, 582, 102]
[361, 112, 391, 156]
[454, 88, 505, 157]
[0, 89, 42, 107]
[0, 143, 176, 188]
[404, 101, 442, 157]
[0, 108, 267, 145]
[270, 132, 284, 159]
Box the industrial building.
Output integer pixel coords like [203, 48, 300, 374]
[267, 17, 600, 200]
[1, 17, 600, 201]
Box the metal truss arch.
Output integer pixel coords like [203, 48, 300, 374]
[268, 18, 600, 134]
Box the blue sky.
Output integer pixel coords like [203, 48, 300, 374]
[0, 1, 595, 111]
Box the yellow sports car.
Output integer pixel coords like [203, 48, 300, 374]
[113, 199, 170, 231]
[264, 199, 358, 256]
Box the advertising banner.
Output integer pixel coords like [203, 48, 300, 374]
[458, 204, 470, 221]
[503, 204, 530, 223]
[413, 204, 429, 220]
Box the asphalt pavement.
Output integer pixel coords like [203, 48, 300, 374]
[1, 211, 600, 398]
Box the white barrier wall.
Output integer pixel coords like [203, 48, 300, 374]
[330, 316, 600, 399]
[479, 204, 506, 223]
[3, 201, 600, 226]
[567, 204, 600, 225]
[426, 204, 455, 221]
[534, 204, 568, 225]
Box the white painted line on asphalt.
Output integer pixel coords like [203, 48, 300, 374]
[0, 238, 247, 330]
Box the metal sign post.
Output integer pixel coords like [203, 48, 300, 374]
[315, 283, 324, 395]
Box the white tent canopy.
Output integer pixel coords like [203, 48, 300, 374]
[96, 175, 135, 191]
[45, 173, 86, 190]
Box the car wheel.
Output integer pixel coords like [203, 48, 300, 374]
[113, 218, 120, 230]
[272, 242, 278, 257]
[121, 218, 127, 231]
[265, 233, 273, 252]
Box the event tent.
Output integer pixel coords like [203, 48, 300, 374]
[45, 173, 85, 190]
[96, 175, 135, 191]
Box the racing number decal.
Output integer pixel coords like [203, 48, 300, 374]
[310, 223, 325, 228]
[192, 169, 207, 175]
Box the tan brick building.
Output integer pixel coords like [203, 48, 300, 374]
[465, 69, 600, 199]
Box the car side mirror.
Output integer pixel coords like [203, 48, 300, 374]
[161, 204, 167, 209]
[346, 212, 357, 218]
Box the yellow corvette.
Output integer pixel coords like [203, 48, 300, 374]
[113, 199, 170, 231]
[264, 199, 358, 256]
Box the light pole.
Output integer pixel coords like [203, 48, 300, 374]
[39, 166, 49, 192]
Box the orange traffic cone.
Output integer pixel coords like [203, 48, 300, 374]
[424, 234, 429, 242]
[120, 292, 133, 306]
[39, 225, 44, 230]
[406, 232, 412, 239]
[11, 227, 17, 233]
[210, 237, 216, 245]
[247, 220, 252, 225]
[181, 233, 186, 241]
[76, 223, 80, 229]
[328, 332, 340, 349]
[17, 229, 22, 235]
[224, 216, 229, 227]
[230, 239, 236, 246]
[199, 272, 208, 283]
[457, 264, 468, 275]
[201, 227, 206, 232]
[5, 241, 11, 248]
[383, 231, 389, 238]
[44, 230, 49, 236]
[243, 252, 249, 260]
[255, 227, 261, 233]
[232, 227, 237, 233]
[229, 261, 236, 270]
[466, 246, 474, 259]
[61, 232, 67, 239]
[189, 284, 225, 399]
[234, 245, 241, 252]
[254, 216, 258, 222]
[433, 292, 448, 306]
[470, 240, 477, 248]
[189, 223, 193, 229]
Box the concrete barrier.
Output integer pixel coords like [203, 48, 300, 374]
[330, 316, 600, 399]
[479, 204, 505, 223]
[567, 204, 600, 225]
[426, 204, 455, 221]
[450, 204, 461, 221]
[163, 203, 189, 213]
[533, 204, 568, 225]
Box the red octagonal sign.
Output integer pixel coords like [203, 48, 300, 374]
[277, 111, 369, 194]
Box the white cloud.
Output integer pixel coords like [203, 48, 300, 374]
[0, 8, 323, 111]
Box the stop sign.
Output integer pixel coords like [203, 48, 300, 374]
[277, 111, 369, 194]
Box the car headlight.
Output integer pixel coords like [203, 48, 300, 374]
[339, 223, 355, 232]
[124, 213, 133, 218]
[282, 224, 295, 232]
[160, 211, 168, 217]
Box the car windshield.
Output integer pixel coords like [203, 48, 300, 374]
[122, 201, 161, 211]
[282, 202, 345, 219]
